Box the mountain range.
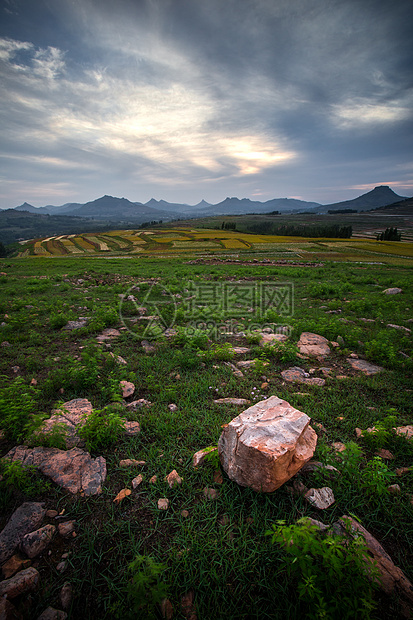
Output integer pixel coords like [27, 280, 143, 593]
[5, 185, 409, 221]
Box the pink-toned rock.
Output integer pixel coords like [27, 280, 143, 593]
[132, 474, 143, 489]
[96, 328, 121, 342]
[394, 426, 413, 440]
[260, 333, 288, 347]
[1, 554, 31, 579]
[237, 360, 269, 369]
[165, 470, 182, 488]
[230, 346, 251, 354]
[120, 381, 135, 398]
[376, 449, 394, 460]
[36, 607, 68, 620]
[58, 521, 76, 538]
[168, 403, 178, 412]
[113, 489, 131, 504]
[181, 589, 197, 620]
[192, 447, 218, 467]
[382, 288, 402, 295]
[347, 358, 383, 375]
[388, 484, 401, 495]
[332, 442, 346, 453]
[218, 395, 317, 492]
[158, 498, 169, 510]
[337, 516, 413, 607]
[33, 399, 93, 449]
[119, 459, 145, 467]
[297, 332, 330, 357]
[126, 398, 152, 410]
[46, 510, 58, 518]
[21, 524, 55, 558]
[396, 467, 411, 477]
[0, 597, 22, 620]
[123, 420, 141, 436]
[160, 598, 174, 620]
[203, 487, 219, 500]
[214, 398, 251, 405]
[149, 475, 157, 484]
[0, 502, 46, 565]
[4, 446, 106, 496]
[304, 486, 335, 509]
[281, 367, 325, 386]
[0, 567, 39, 599]
[181, 510, 189, 518]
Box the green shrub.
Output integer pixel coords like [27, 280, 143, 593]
[0, 376, 37, 441]
[121, 555, 168, 620]
[360, 457, 395, 496]
[266, 518, 378, 619]
[77, 409, 126, 452]
[49, 313, 69, 329]
[0, 459, 51, 495]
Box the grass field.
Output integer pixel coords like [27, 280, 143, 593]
[0, 233, 413, 619]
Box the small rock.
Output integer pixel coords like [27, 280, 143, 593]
[236, 360, 268, 369]
[132, 474, 143, 489]
[387, 323, 411, 334]
[119, 459, 145, 467]
[383, 288, 402, 295]
[181, 510, 189, 518]
[214, 397, 251, 405]
[192, 447, 218, 467]
[58, 521, 76, 538]
[0, 597, 22, 619]
[300, 461, 339, 476]
[203, 487, 219, 500]
[123, 421, 141, 436]
[181, 590, 197, 620]
[388, 484, 401, 495]
[63, 320, 87, 331]
[260, 333, 288, 346]
[30, 378, 38, 386]
[355, 427, 363, 438]
[113, 489, 131, 504]
[56, 561, 67, 572]
[396, 467, 411, 477]
[165, 470, 182, 488]
[59, 582, 72, 610]
[36, 606, 68, 619]
[376, 449, 394, 460]
[168, 403, 178, 412]
[213, 471, 223, 484]
[96, 328, 121, 342]
[297, 332, 330, 357]
[126, 399, 152, 410]
[0, 567, 39, 599]
[141, 340, 156, 354]
[46, 510, 58, 518]
[160, 598, 174, 620]
[149, 475, 157, 484]
[394, 426, 413, 440]
[1, 554, 31, 579]
[332, 442, 346, 453]
[349, 352, 358, 358]
[347, 358, 384, 375]
[21, 524, 55, 558]
[0, 502, 46, 565]
[313, 422, 327, 433]
[158, 498, 169, 510]
[304, 487, 335, 509]
[120, 381, 135, 398]
[261, 382, 269, 390]
[281, 367, 325, 386]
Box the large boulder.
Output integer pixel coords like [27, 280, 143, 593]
[4, 446, 106, 496]
[33, 398, 93, 448]
[218, 395, 317, 492]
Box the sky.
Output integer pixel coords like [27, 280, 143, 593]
[0, 0, 412, 209]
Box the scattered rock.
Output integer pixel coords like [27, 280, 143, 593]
[21, 524, 55, 558]
[30, 378, 37, 386]
[213, 471, 224, 484]
[332, 442, 346, 453]
[45, 510, 58, 518]
[165, 470, 182, 488]
[203, 487, 219, 500]
[56, 561, 67, 573]
[181, 589, 197, 620]
[383, 288, 402, 295]
[58, 521, 76, 538]
[158, 498, 169, 510]
[396, 467, 411, 477]
[36, 607, 68, 620]
[376, 449, 394, 460]
[96, 328, 121, 342]
[1, 554, 31, 579]
[149, 475, 157, 484]
[0, 502, 46, 565]
[347, 358, 383, 375]
[123, 420, 141, 436]
[260, 333, 288, 346]
[300, 461, 339, 476]
[387, 323, 411, 334]
[230, 346, 251, 354]
[160, 598, 174, 620]
[224, 362, 244, 378]
[304, 487, 335, 509]
[236, 360, 268, 369]
[213, 397, 251, 405]
[59, 582, 73, 610]
[132, 474, 143, 489]
[218, 395, 317, 493]
[0, 567, 39, 599]
[394, 426, 413, 440]
[141, 340, 156, 354]
[168, 403, 178, 412]
[119, 459, 145, 467]
[0, 597, 22, 620]
[34, 398, 93, 449]
[281, 367, 325, 386]
[388, 484, 401, 495]
[297, 332, 330, 357]
[109, 352, 127, 364]
[181, 510, 189, 518]
[63, 320, 87, 331]
[126, 399, 152, 410]
[192, 447, 218, 467]
[113, 489, 131, 504]
[120, 381, 135, 398]
[4, 446, 106, 496]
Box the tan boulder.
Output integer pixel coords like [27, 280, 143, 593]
[297, 332, 330, 357]
[218, 395, 317, 492]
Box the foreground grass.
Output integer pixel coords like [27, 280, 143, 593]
[0, 249, 412, 619]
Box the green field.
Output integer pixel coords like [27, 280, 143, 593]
[0, 236, 413, 619]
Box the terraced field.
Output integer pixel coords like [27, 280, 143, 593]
[17, 228, 413, 266]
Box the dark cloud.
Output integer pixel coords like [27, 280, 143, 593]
[0, 0, 412, 207]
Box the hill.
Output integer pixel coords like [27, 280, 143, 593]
[197, 196, 321, 216]
[315, 186, 407, 213]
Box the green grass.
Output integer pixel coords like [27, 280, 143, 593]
[0, 243, 412, 619]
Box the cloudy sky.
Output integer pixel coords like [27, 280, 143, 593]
[0, 0, 412, 208]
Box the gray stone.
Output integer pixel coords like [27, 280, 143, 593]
[304, 486, 335, 509]
[383, 288, 402, 295]
[21, 524, 55, 558]
[0, 567, 39, 599]
[281, 367, 326, 386]
[347, 358, 383, 375]
[0, 502, 46, 565]
[36, 607, 68, 620]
